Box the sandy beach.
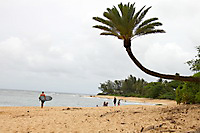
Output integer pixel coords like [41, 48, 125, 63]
[0, 96, 200, 133]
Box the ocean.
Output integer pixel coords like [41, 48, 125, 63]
[0, 89, 155, 107]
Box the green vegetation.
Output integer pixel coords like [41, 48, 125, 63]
[175, 46, 200, 104]
[186, 46, 200, 72]
[98, 75, 183, 100]
[176, 72, 200, 104]
[98, 46, 200, 103]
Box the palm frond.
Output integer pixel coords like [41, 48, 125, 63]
[130, 5, 146, 26]
[93, 25, 112, 32]
[138, 18, 158, 29]
[93, 25, 120, 37]
[118, 3, 124, 15]
[93, 2, 165, 40]
[126, 7, 142, 33]
[121, 3, 130, 18]
[117, 3, 136, 37]
[112, 6, 121, 19]
[100, 32, 122, 39]
[104, 6, 121, 25]
[136, 6, 152, 26]
[93, 17, 114, 28]
[103, 7, 127, 35]
[135, 22, 164, 35]
[118, 3, 135, 23]
[127, 4, 135, 21]
[135, 29, 165, 37]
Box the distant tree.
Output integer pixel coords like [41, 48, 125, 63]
[135, 78, 147, 95]
[176, 86, 183, 104]
[98, 74, 178, 100]
[98, 75, 147, 96]
[176, 72, 200, 104]
[121, 78, 134, 94]
[114, 80, 123, 94]
[195, 92, 200, 103]
[144, 80, 178, 100]
[186, 46, 200, 72]
[98, 80, 115, 94]
[144, 82, 163, 99]
[93, 2, 200, 82]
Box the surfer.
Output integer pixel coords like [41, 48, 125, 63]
[39, 91, 46, 108]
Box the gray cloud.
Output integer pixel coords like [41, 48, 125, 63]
[0, 0, 199, 94]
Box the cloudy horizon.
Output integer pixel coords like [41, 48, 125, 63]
[0, 0, 199, 94]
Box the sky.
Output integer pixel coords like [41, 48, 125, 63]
[0, 0, 199, 94]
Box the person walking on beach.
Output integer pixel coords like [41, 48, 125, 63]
[113, 97, 117, 106]
[39, 91, 46, 108]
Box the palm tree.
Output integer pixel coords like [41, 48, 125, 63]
[93, 2, 200, 82]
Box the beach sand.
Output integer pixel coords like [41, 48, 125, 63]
[0, 96, 200, 133]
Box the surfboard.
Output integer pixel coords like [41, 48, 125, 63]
[39, 96, 52, 101]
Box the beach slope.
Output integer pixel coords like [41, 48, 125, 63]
[0, 103, 200, 132]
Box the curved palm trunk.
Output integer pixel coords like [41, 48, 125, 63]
[124, 40, 200, 82]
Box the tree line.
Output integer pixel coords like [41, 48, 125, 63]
[98, 75, 180, 100]
[98, 73, 200, 104]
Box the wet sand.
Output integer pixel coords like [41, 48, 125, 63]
[94, 95, 177, 106]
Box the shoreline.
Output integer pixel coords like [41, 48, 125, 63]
[94, 95, 177, 106]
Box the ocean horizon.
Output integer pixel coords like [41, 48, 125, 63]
[0, 89, 155, 107]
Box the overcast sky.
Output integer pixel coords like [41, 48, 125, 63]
[0, 0, 199, 94]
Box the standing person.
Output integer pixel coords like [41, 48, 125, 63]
[103, 101, 106, 106]
[106, 101, 108, 106]
[39, 91, 46, 108]
[118, 99, 121, 106]
[113, 97, 117, 106]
